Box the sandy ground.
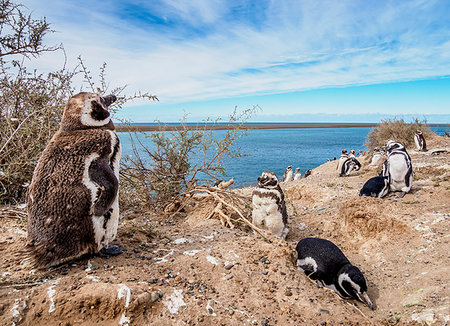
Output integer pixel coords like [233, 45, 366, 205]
[0, 135, 449, 326]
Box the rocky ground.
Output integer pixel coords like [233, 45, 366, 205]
[0, 135, 449, 326]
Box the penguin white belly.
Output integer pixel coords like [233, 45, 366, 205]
[388, 155, 411, 192]
[252, 196, 283, 235]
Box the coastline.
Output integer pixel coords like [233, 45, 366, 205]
[115, 123, 449, 132]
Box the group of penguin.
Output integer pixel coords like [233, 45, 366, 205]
[359, 130, 426, 198]
[251, 170, 375, 310]
[251, 131, 427, 310]
[281, 165, 312, 182]
[24, 92, 427, 314]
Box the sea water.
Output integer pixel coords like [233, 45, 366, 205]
[118, 126, 447, 188]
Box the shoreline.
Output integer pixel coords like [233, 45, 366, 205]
[115, 123, 449, 132]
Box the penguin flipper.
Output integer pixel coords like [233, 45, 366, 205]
[89, 158, 118, 216]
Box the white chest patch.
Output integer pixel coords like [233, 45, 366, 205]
[296, 256, 318, 275]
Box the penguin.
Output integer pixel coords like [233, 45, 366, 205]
[414, 130, 427, 152]
[369, 147, 386, 167]
[340, 157, 361, 177]
[303, 169, 312, 178]
[296, 237, 374, 310]
[348, 149, 356, 158]
[382, 140, 413, 197]
[336, 149, 348, 173]
[359, 175, 389, 198]
[27, 92, 122, 268]
[252, 170, 288, 239]
[293, 167, 302, 181]
[282, 165, 293, 183]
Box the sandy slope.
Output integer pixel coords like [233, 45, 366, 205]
[0, 135, 448, 326]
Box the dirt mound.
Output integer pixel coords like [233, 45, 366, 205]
[338, 196, 409, 238]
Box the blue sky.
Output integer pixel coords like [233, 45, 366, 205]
[21, 0, 450, 123]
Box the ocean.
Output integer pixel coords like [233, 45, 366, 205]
[117, 125, 448, 188]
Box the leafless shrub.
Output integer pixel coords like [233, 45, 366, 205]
[365, 118, 433, 150]
[119, 107, 259, 212]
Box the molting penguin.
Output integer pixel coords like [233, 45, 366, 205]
[414, 130, 427, 152]
[337, 149, 348, 173]
[293, 167, 302, 181]
[27, 92, 122, 268]
[252, 171, 289, 239]
[369, 147, 386, 167]
[296, 237, 374, 310]
[340, 157, 361, 177]
[359, 176, 389, 198]
[382, 140, 413, 197]
[282, 165, 293, 183]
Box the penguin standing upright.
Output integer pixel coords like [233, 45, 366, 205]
[282, 165, 293, 183]
[252, 171, 289, 239]
[296, 237, 374, 310]
[27, 92, 122, 268]
[382, 140, 413, 197]
[414, 130, 427, 151]
[293, 168, 302, 180]
[337, 149, 348, 174]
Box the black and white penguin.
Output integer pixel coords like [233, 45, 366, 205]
[296, 238, 374, 310]
[252, 171, 289, 239]
[340, 157, 361, 177]
[359, 176, 389, 198]
[293, 168, 302, 181]
[348, 149, 356, 158]
[337, 149, 348, 173]
[369, 147, 386, 167]
[382, 140, 413, 197]
[414, 130, 427, 152]
[282, 165, 293, 183]
[27, 92, 122, 268]
[303, 169, 312, 178]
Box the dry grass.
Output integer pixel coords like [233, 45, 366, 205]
[365, 118, 432, 150]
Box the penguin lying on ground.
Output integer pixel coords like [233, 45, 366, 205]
[303, 169, 312, 178]
[340, 157, 361, 177]
[360, 175, 389, 198]
[27, 92, 122, 268]
[382, 140, 413, 198]
[252, 170, 289, 239]
[296, 237, 374, 310]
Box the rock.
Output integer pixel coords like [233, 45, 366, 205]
[284, 289, 292, 296]
[224, 262, 234, 270]
[150, 291, 160, 303]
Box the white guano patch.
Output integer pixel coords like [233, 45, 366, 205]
[154, 249, 175, 263]
[117, 284, 131, 326]
[206, 255, 219, 265]
[47, 279, 60, 313]
[183, 250, 202, 256]
[164, 289, 186, 314]
[172, 238, 191, 244]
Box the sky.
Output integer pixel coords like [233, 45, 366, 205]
[20, 0, 450, 123]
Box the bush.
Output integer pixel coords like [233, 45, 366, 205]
[365, 118, 432, 150]
[119, 107, 258, 211]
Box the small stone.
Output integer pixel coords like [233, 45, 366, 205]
[148, 278, 157, 284]
[35, 312, 41, 317]
[320, 309, 330, 314]
[229, 309, 234, 316]
[262, 271, 268, 275]
[134, 248, 140, 253]
[224, 263, 235, 270]
[284, 289, 292, 296]
[150, 292, 160, 303]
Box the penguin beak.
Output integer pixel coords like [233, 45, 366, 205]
[100, 94, 117, 108]
[359, 292, 375, 310]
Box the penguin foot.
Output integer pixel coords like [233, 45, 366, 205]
[99, 244, 123, 257]
[396, 192, 406, 198]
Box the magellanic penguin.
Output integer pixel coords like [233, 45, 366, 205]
[337, 149, 348, 173]
[360, 175, 389, 198]
[296, 237, 374, 310]
[27, 92, 122, 268]
[293, 168, 302, 181]
[303, 169, 312, 178]
[252, 171, 289, 239]
[382, 140, 413, 197]
[340, 157, 361, 177]
[282, 165, 293, 183]
[414, 130, 427, 152]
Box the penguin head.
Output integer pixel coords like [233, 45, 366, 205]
[295, 167, 300, 173]
[385, 140, 405, 153]
[341, 149, 348, 155]
[338, 265, 374, 310]
[416, 129, 423, 135]
[286, 165, 292, 171]
[257, 170, 279, 189]
[61, 92, 117, 131]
